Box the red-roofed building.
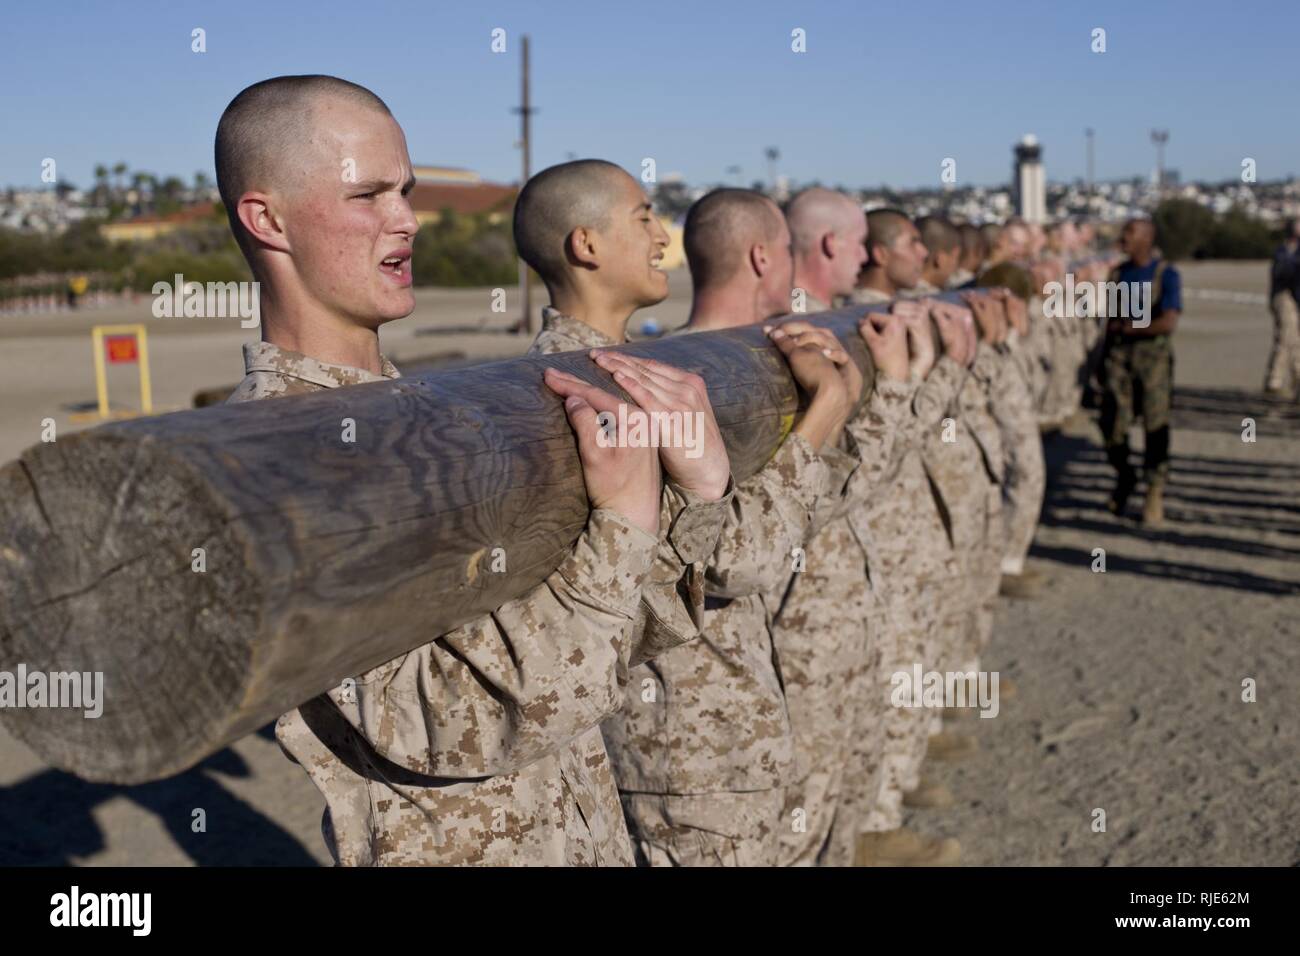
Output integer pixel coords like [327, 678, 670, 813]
[408, 166, 517, 224]
[100, 202, 224, 242]
[100, 168, 519, 241]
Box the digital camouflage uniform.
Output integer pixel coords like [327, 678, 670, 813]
[1101, 337, 1175, 480]
[611, 425, 825, 866]
[919, 347, 1004, 671]
[766, 293, 910, 866]
[529, 308, 732, 662]
[954, 344, 1010, 658]
[997, 329, 1048, 576]
[851, 355, 967, 834]
[232, 341, 720, 866]
[841, 286, 969, 832]
[1041, 300, 1090, 428]
[534, 308, 808, 867]
[1026, 294, 1056, 414]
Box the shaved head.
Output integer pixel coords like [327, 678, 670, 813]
[784, 187, 867, 300]
[865, 208, 913, 264]
[978, 262, 1034, 302]
[215, 75, 392, 252]
[979, 223, 1002, 253]
[684, 188, 785, 289]
[959, 223, 985, 267]
[1129, 219, 1156, 241]
[916, 215, 960, 256]
[786, 187, 862, 255]
[513, 159, 630, 284]
[1002, 218, 1031, 258]
[1120, 217, 1158, 259]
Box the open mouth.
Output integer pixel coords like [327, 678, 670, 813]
[379, 249, 412, 284]
[650, 254, 665, 273]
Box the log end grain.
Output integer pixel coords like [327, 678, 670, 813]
[0, 431, 260, 783]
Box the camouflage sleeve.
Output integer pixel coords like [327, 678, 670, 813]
[908, 355, 966, 434]
[807, 440, 860, 536]
[843, 377, 917, 501]
[988, 346, 1038, 435]
[805, 378, 915, 536]
[704, 433, 825, 598]
[969, 341, 1001, 387]
[1003, 334, 1036, 394]
[629, 479, 733, 666]
[324, 508, 659, 778]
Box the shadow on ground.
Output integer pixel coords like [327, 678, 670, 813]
[1032, 386, 1300, 597]
[0, 722, 319, 866]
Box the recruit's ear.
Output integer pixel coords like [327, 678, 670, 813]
[236, 191, 291, 254]
[567, 226, 599, 270]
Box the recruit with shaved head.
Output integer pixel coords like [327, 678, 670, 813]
[217, 75, 680, 866]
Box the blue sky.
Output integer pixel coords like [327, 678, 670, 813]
[1, 0, 1296, 192]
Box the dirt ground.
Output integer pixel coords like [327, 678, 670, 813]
[0, 261, 1296, 866]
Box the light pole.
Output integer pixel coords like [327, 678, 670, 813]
[512, 36, 536, 335]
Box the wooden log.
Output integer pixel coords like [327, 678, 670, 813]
[0, 299, 944, 784]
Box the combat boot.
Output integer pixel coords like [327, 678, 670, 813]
[1107, 465, 1137, 517]
[903, 777, 955, 809]
[926, 731, 979, 761]
[1141, 478, 1166, 526]
[856, 828, 961, 866]
[999, 569, 1044, 599]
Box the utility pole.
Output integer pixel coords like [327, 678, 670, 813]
[1085, 127, 1095, 200]
[1150, 129, 1169, 194]
[513, 36, 535, 335]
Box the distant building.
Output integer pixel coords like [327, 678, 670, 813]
[98, 167, 519, 242]
[100, 202, 222, 242]
[409, 166, 516, 224]
[1013, 135, 1047, 224]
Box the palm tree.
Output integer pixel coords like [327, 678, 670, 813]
[93, 164, 109, 207]
[155, 176, 185, 214]
[130, 171, 149, 213]
[112, 162, 127, 198]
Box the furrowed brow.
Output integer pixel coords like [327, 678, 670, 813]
[349, 178, 400, 193]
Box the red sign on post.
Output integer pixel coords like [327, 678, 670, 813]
[105, 335, 139, 364]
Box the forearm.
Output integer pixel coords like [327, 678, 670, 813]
[706, 433, 825, 597]
[792, 390, 847, 451]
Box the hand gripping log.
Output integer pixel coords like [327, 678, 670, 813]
[0, 299, 962, 784]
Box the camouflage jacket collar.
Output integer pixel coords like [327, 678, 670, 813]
[242, 341, 401, 389]
[540, 307, 620, 350]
